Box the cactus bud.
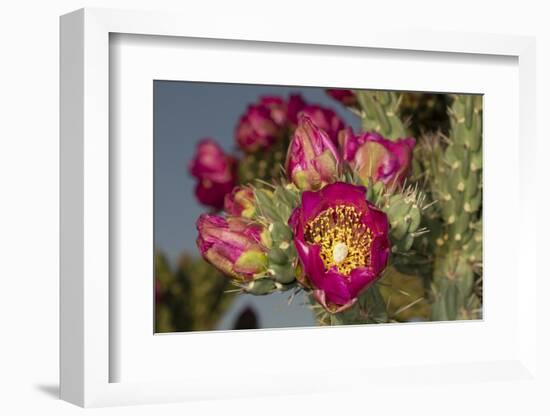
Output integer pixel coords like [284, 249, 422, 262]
[224, 186, 256, 218]
[326, 89, 358, 108]
[339, 128, 415, 190]
[196, 214, 268, 281]
[189, 139, 237, 210]
[285, 114, 342, 191]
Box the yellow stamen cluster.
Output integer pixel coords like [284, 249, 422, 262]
[304, 205, 373, 276]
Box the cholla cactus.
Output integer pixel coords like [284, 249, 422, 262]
[188, 87, 482, 326]
[420, 95, 483, 320]
[355, 90, 407, 139]
[194, 113, 433, 325]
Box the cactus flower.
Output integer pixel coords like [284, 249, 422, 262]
[235, 94, 345, 152]
[286, 93, 307, 125]
[235, 104, 281, 153]
[258, 96, 288, 125]
[289, 182, 390, 312]
[224, 186, 256, 218]
[339, 129, 415, 189]
[300, 105, 345, 144]
[189, 139, 237, 209]
[235, 95, 295, 153]
[196, 214, 268, 281]
[326, 89, 358, 108]
[285, 114, 342, 191]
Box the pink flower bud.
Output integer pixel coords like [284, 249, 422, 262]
[224, 186, 256, 218]
[196, 214, 268, 281]
[235, 96, 290, 153]
[339, 129, 415, 189]
[326, 89, 358, 107]
[286, 93, 307, 125]
[300, 105, 345, 144]
[189, 139, 237, 210]
[285, 115, 342, 191]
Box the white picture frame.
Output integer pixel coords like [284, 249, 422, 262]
[60, 7, 540, 408]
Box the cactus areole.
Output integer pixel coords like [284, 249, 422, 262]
[289, 182, 390, 312]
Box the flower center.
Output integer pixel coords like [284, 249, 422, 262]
[304, 205, 373, 276]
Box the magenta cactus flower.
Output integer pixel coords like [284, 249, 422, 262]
[235, 94, 308, 153]
[289, 182, 390, 312]
[300, 105, 345, 143]
[189, 139, 237, 210]
[326, 89, 358, 108]
[224, 186, 256, 219]
[235, 103, 282, 153]
[235, 94, 346, 152]
[339, 129, 415, 189]
[285, 114, 342, 191]
[196, 214, 268, 281]
[258, 96, 288, 125]
[286, 93, 307, 125]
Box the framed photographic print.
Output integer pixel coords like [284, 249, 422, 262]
[60, 7, 540, 409]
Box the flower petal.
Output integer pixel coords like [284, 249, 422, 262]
[317, 268, 353, 306]
[346, 267, 379, 300]
[318, 182, 367, 212]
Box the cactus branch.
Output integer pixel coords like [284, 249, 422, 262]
[355, 90, 408, 140]
[425, 95, 483, 320]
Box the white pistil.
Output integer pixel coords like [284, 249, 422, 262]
[332, 242, 349, 264]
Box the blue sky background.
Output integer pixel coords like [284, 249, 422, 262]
[154, 81, 361, 330]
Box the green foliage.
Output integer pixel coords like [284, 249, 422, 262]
[155, 252, 236, 332]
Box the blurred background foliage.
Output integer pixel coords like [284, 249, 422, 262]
[399, 92, 452, 137]
[155, 252, 240, 332]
